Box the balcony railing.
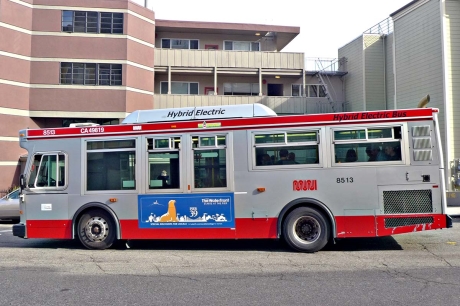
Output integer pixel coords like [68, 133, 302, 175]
[154, 94, 347, 114]
[154, 49, 305, 70]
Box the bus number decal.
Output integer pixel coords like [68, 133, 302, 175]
[293, 180, 317, 191]
[81, 127, 104, 134]
[43, 129, 56, 136]
[336, 177, 354, 183]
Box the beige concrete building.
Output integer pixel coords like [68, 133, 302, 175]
[0, 0, 347, 193]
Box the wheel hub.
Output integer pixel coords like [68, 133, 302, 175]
[85, 217, 108, 242]
[293, 216, 321, 244]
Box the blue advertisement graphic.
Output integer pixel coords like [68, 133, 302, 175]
[138, 193, 235, 228]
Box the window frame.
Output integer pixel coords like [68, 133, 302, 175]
[223, 40, 260, 51]
[61, 10, 124, 34]
[84, 138, 138, 194]
[252, 129, 322, 169]
[161, 38, 199, 49]
[223, 83, 259, 96]
[26, 151, 68, 190]
[191, 133, 231, 192]
[146, 136, 183, 193]
[160, 81, 199, 95]
[60, 63, 122, 86]
[332, 125, 405, 166]
[307, 84, 328, 97]
[291, 84, 304, 97]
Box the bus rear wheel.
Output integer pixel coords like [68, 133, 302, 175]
[77, 209, 116, 250]
[283, 207, 329, 253]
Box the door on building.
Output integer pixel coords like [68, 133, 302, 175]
[267, 84, 283, 96]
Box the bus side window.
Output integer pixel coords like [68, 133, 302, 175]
[86, 140, 136, 191]
[193, 135, 227, 188]
[147, 137, 181, 190]
[253, 131, 320, 167]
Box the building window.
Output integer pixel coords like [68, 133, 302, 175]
[223, 83, 259, 96]
[292, 84, 304, 96]
[307, 85, 327, 97]
[60, 63, 122, 86]
[62, 11, 123, 34]
[62, 119, 119, 127]
[99, 64, 122, 85]
[161, 39, 199, 49]
[100, 12, 123, 34]
[160, 82, 199, 94]
[224, 41, 260, 51]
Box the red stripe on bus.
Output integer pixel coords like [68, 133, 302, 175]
[335, 216, 376, 238]
[26, 220, 72, 239]
[335, 214, 446, 238]
[24, 213, 447, 240]
[120, 218, 278, 239]
[375, 214, 447, 236]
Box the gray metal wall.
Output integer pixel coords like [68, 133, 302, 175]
[363, 34, 386, 111]
[445, 0, 460, 169]
[338, 36, 364, 111]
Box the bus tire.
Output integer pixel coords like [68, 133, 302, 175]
[77, 209, 116, 250]
[282, 207, 329, 253]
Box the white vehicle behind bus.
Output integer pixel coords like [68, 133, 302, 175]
[13, 103, 452, 252]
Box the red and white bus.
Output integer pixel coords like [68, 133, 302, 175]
[13, 103, 452, 252]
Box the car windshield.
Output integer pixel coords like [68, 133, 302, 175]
[2, 189, 19, 200]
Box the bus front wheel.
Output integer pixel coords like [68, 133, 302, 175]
[282, 207, 329, 253]
[77, 209, 116, 250]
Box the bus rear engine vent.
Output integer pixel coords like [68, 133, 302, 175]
[383, 190, 433, 214]
[384, 217, 434, 228]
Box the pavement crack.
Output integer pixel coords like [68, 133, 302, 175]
[420, 243, 453, 267]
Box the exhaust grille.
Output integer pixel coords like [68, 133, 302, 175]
[385, 217, 434, 228]
[383, 190, 432, 214]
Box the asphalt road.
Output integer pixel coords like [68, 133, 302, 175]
[0, 219, 460, 306]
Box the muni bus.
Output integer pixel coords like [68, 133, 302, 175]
[13, 103, 452, 252]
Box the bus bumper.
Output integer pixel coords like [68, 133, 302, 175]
[447, 215, 453, 228]
[12, 223, 26, 238]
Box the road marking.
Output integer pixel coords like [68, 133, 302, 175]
[0, 230, 12, 232]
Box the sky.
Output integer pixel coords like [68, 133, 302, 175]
[134, 0, 410, 59]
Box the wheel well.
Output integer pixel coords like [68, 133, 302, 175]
[72, 203, 121, 240]
[277, 198, 336, 239]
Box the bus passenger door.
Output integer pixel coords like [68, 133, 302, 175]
[138, 133, 235, 238]
[23, 152, 70, 239]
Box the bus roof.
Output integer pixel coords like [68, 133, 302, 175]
[21, 107, 437, 140]
[122, 103, 277, 124]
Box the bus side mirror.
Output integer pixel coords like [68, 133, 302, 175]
[20, 174, 25, 190]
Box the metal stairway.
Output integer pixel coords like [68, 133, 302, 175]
[314, 58, 340, 113]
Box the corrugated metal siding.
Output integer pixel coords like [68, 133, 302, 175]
[363, 34, 385, 110]
[154, 49, 304, 70]
[339, 36, 364, 111]
[394, 0, 444, 150]
[385, 33, 395, 109]
[446, 0, 460, 163]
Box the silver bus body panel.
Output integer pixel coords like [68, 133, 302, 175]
[17, 111, 446, 240]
